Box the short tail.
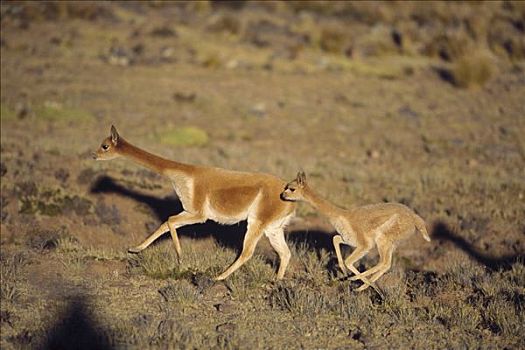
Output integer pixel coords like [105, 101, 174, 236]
[413, 213, 431, 242]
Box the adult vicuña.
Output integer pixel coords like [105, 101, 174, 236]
[281, 171, 430, 291]
[93, 126, 295, 280]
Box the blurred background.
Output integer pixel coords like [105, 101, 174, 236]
[1, 1, 524, 348]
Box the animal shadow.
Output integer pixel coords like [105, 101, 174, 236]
[40, 296, 112, 350]
[432, 221, 524, 271]
[90, 176, 247, 252]
[287, 228, 343, 275]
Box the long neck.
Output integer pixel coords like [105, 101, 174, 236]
[302, 186, 346, 218]
[116, 138, 194, 175]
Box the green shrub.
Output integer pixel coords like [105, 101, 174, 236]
[158, 127, 209, 147]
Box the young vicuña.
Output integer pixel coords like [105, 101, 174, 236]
[93, 126, 295, 280]
[281, 171, 430, 291]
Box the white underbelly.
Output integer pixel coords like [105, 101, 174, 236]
[204, 205, 249, 225]
[332, 218, 357, 247]
[202, 191, 262, 225]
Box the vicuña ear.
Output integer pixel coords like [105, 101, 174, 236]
[110, 125, 119, 145]
[297, 170, 306, 185]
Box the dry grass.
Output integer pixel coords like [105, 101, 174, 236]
[1, 1, 524, 349]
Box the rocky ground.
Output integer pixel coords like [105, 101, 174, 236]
[1, 2, 524, 349]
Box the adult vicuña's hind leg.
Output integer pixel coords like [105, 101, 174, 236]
[265, 227, 291, 280]
[355, 235, 395, 291]
[128, 211, 204, 259]
[215, 219, 265, 281]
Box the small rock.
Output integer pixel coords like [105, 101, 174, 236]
[206, 14, 241, 35]
[467, 159, 478, 167]
[226, 59, 239, 69]
[250, 103, 267, 118]
[349, 327, 362, 341]
[54, 168, 70, 183]
[334, 93, 350, 105]
[131, 314, 153, 327]
[398, 105, 419, 121]
[367, 149, 380, 159]
[150, 26, 177, 38]
[214, 300, 235, 313]
[192, 272, 214, 292]
[131, 43, 144, 55]
[15, 103, 30, 119]
[173, 92, 196, 103]
[205, 283, 229, 299]
[216, 322, 236, 333]
[160, 46, 175, 60]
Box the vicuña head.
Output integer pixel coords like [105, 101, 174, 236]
[280, 171, 309, 201]
[93, 125, 121, 160]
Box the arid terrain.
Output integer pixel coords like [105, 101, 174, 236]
[1, 1, 524, 349]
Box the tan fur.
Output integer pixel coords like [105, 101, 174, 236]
[281, 171, 430, 292]
[93, 126, 295, 280]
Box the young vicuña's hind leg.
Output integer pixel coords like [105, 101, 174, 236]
[128, 211, 204, 259]
[265, 227, 291, 280]
[215, 219, 265, 281]
[342, 244, 382, 293]
[350, 235, 393, 281]
[356, 235, 395, 292]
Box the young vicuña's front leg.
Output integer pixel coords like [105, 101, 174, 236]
[128, 211, 204, 261]
[215, 219, 265, 281]
[332, 235, 347, 274]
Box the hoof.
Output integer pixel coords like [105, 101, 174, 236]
[128, 247, 142, 254]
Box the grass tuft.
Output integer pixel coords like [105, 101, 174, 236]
[0, 253, 28, 303]
[158, 280, 201, 305]
[451, 52, 494, 89]
[269, 281, 334, 315]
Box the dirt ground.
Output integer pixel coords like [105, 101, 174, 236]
[1, 2, 524, 349]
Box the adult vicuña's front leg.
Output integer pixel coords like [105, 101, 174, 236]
[215, 219, 265, 281]
[265, 227, 291, 280]
[128, 222, 169, 254]
[128, 211, 204, 257]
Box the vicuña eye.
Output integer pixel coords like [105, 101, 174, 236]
[102, 144, 109, 150]
[289, 188, 295, 192]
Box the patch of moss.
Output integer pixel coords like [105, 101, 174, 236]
[34, 103, 93, 122]
[0, 104, 16, 120]
[158, 127, 209, 147]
